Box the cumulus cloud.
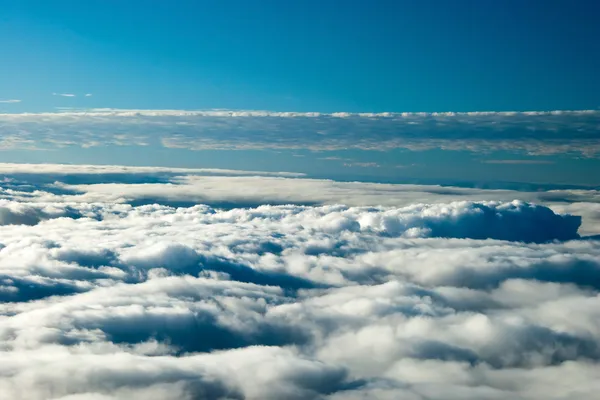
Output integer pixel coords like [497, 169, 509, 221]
[0, 200, 85, 226]
[0, 109, 598, 156]
[0, 165, 599, 399]
[55, 178, 600, 235]
[0, 162, 598, 235]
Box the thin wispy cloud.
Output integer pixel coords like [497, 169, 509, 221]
[483, 159, 555, 165]
[343, 162, 381, 168]
[52, 92, 76, 97]
[0, 99, 21, 103]
[85, 93, 93, 97]
[395, 163, 418, 168]
[319, 156, 346, 161]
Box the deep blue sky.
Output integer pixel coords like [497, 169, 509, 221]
[1, 0, 599, 112]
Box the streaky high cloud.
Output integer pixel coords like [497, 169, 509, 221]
[0, 163, 305, 178]
[52, 93, 76, 97]
[0, 99, 21, 104]
[483, 159, 555, 165]
[343, 162, 381, 168]
[7, 108, 596, 118]
[0, 109, 598, 156]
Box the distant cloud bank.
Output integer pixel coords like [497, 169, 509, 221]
[0, 108, 597, 156]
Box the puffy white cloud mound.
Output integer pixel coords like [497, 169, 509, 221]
[0, 168, 599, 399]
[0, 200, 89, 226]
[0, 200, 581, 243]
[354, 200, 581, 242]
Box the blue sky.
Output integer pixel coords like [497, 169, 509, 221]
[1, 1, 599, 187]
[0, 110, 599, 187]
[2, 0, 600, 112]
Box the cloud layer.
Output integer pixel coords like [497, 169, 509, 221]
[0, 109, 598, 156]
[0, 164, 599, 399]
[0, 163, 599, 236]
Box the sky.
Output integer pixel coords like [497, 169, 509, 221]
[1, 1, 600, 186]
[1, 0, 600, 113]
[1, 3, 600, 399]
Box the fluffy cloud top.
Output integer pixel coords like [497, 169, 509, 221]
[0, 163, 599, 236]
[0, 164, 599, 399]
[0, 199, 582, 242]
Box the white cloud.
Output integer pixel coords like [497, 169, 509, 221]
[0, 163, 598, 234]
[343, 162, 381, 168]
[0, 162, 305, 178]
[0, 165, 599, 399]
[52, 93, 77, 97]
[51, 174, 600, 206]
[9, 108, 595, 118]
[319, 156, 346, 161]
[85, 94, 93, 97]
[0, 99, 21, 103]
